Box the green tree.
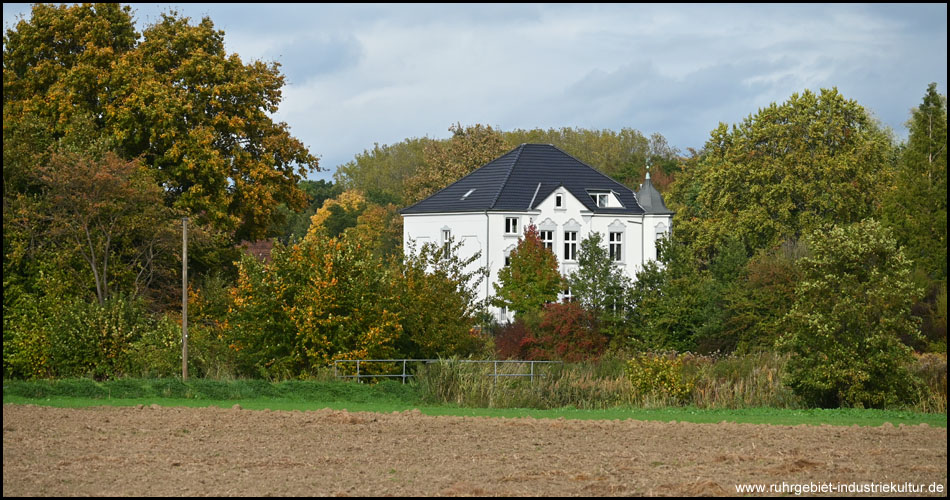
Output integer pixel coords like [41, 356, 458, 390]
[492, 225, 563, 324]
[668, 88, 894, 262]
[780, 219, 923, 408]
[883, 82, 947, 281]
[719, 240, 806, 353]
[334, 138, 432, 206]
[881, 83, 947, 352]
[394, 239, 487, 358]
[625, 235, 712, 352]
[567, 232, 630, 340]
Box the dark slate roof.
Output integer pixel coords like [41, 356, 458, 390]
[635, 172, 674, 215]
[401, 144, 647, 215]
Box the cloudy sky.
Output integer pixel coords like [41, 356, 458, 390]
[3, 3, 947, 182]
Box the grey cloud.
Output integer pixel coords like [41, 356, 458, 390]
[267, 33, 364, 85]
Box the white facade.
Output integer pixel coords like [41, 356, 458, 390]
[402, 187, 672, 323]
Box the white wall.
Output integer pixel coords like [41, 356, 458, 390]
[402, 188, 673, 323]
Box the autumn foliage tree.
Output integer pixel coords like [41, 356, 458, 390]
[393, 239, 487, 358]
[227, 236, 403, 378]
[404, 123, 509, 205]
[3, 3, 319, 242]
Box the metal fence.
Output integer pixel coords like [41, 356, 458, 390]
[333, 359, 562, 384]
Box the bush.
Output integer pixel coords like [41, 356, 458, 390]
[493, 320, 531, 359]
[4, 292, 179, 380]
[780, 220, 924, 408]
[521, 302, 607, 362]
[625, 352, 695, 405]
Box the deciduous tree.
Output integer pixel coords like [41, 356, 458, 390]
[567, 232, 630, 340]
[668, 88, 894, 262]
[780, 219, 923, 408]
[492, 225, 563, 324]
[3, 4, 319, 242]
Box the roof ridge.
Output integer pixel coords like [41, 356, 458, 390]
[489, 143, 524, 209]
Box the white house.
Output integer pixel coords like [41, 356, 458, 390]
[400, 143, 673, 322]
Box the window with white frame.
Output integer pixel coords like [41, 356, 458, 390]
[540, 230, 554, 251]
[441, 229, 451, 256]
[562, 286, 573, 302]
[555, 194, 563, 208]
[590, 191, 609, 208]
[609, 232, 623, 262]
[564, 231, 577, 261]
[505, 217, 519, 234]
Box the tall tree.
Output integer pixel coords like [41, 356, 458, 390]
[883, 82, 947, 282]
[667, 88, 894, 263]
[3, 4, 319, 242]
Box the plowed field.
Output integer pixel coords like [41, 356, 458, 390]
[3, 404, 946, 496]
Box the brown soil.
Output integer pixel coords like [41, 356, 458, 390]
[3, 404, 947, 496]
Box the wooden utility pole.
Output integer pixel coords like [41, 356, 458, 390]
[182, 217, 189, 381]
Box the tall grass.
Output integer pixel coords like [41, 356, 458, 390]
[412, 352, 947, 412]
[910, 353, 947, 413]
[412, 359, 633, 409]
[686, 352, 801, 409]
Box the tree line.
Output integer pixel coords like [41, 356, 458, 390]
[2, 4, 945, 409]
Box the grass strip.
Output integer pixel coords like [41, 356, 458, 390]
[3, 377, 945, 429]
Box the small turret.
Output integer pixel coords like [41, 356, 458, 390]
[636, 165, 673, 214]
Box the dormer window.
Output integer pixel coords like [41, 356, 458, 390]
[589, 191, 609, 208]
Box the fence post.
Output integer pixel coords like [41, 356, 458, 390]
[493, 360, 497, 384]
[402, 359, 407, 384]
[356, 360, 360, 383]
[530, 361, 534, 382]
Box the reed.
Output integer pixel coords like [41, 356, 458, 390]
[411, 352, 947, 412]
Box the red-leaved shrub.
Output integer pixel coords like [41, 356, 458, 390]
[521, 302, 606, 362]
[493, 319, 531, 359]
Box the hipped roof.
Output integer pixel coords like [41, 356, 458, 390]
[401, 143, 647, 215]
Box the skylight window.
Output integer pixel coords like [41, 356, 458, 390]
[461, 188, 476, 200]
